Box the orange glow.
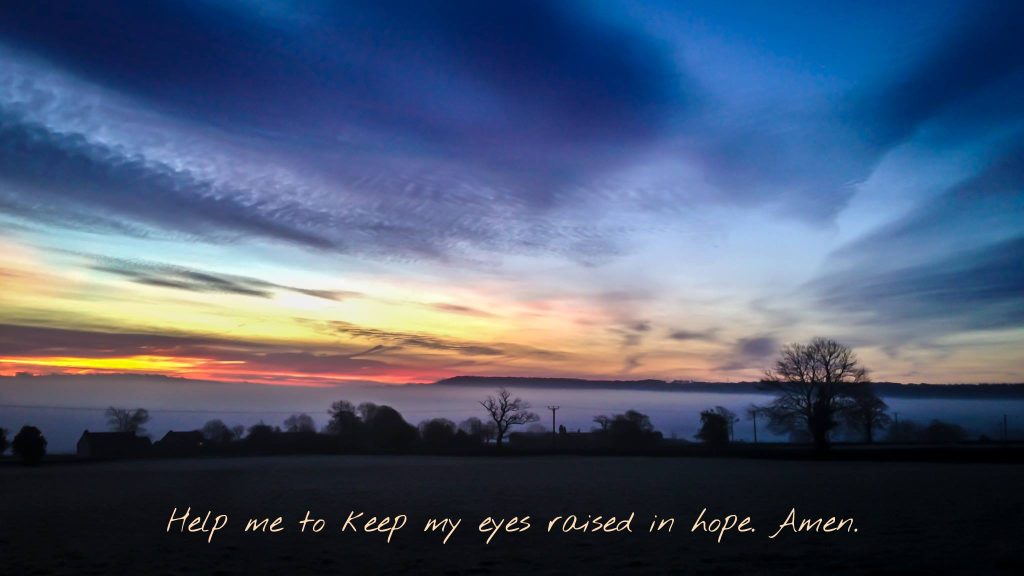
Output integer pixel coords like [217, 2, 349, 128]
[0, 355, 448, 386]
[1, 355, 209, 373]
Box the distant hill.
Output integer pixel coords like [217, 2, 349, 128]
[433, 376, 1024, 399]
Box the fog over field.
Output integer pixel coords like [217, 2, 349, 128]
[3, 375, 1021, 452]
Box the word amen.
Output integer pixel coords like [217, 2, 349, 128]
[166, 508, 229, 543]
[768, 508, 856, 539]
[690, 508, 755, 543]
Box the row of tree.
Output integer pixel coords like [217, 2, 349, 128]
[0, 338, 993, 463]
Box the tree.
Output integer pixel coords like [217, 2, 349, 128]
[458, 417, 495, 443]
[419, 418, 457, 448]
[325, 400, 363, 449]
[696, 407, 735, 447]
[12, 425, 47, 465]
[106, 407, 150, 435]
[362, 405, 417, 451]
[710, 406, 738, 441]
[592, 414, 611, 432]
[843, 385, 891, 443]
[0, 427, 8, 456]
[284, 413, 317, 434]
[480, 388, 539, 448]
[201, 419, 235, 445]
[923, 420, 968, 443]
[760, 337, 869, 452]
[597, 410, 662, 448]
[245, 422, 277, 452]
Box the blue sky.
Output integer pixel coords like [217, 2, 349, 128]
[0, 0, 1021, 385]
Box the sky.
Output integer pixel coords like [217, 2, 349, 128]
[0, 0, 1022, 387]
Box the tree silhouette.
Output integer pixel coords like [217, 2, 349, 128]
[201, 419, 236, 445]
[12, 425, 47, 465]
[696, 407, 736, 446]
[760, 337, 869, 452]
[0, 427, 8, 456]
[284, 413, 317, 434]
[457, 417, 495, 443]
[843, 385, 891, 443]
[419, 418, 457, 448]
[480, 388, 539, 448]
[362, 405, 417, 451]
[604, 410, 661, 448]
[106, 407, 150, 435]
[325, 400, 363, 449]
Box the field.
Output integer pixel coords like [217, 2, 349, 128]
[2, 456, 1022, 575]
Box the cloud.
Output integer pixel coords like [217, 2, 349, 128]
[0, 323, 405, 378]
[813, 137, 1024, 342]
[0, 0, 687, 202]
[0, 114, 335, 248]
[328, 321, 564, 360]
[90, 255, 362, 302]
[717, 336, 779, 371]
[608, 319, 653, 347]
[814, 236, 1024, 336]
[847, 1, 1024, 148]
[429, 303, 496, 318]
[667, 328, 719, 342]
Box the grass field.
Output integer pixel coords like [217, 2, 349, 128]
[2, 456, 1022, 574]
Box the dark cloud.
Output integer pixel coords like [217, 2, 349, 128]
[814, 136, 1024, 340]
[717, 336, 779, 371]
[0, 323, 400, 376]
[608, 320, 652, 347]
[328, 321, 564, 360]
[837, 137, 1024, 259]
[91, 256, 362, 302]
[0, 0, 686, 199]
[696, 1, 1024, 222]
[0, 115, 335, 248]
[667, 328, 718, 342]
[429, 303, 496, 317]
[848, 1, 1024, 148]
[815, 236, 1024, 334]
[0, 323, 239, 358]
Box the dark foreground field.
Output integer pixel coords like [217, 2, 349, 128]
[2, 456, 1022, 575]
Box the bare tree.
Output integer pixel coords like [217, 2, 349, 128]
[105, 407, 150, 435]
[479, 388, 539, 448]
[843, 385, 891, 443]
[592, 414, 611, 431]
[760, 337, 870, 452]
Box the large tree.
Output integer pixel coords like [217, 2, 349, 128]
[12, 425, 47, 465]
[760, 337, 872, 451]
[283, 413, 317, 434]
[843, 385, 891, 443]
[105, 407, 150, 435]
[479, 388, 538, 448]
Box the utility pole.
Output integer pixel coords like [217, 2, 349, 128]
[546, 406, 560, 443]
[752, 410, 758, 444]
[1004, 414, 1009, 443]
